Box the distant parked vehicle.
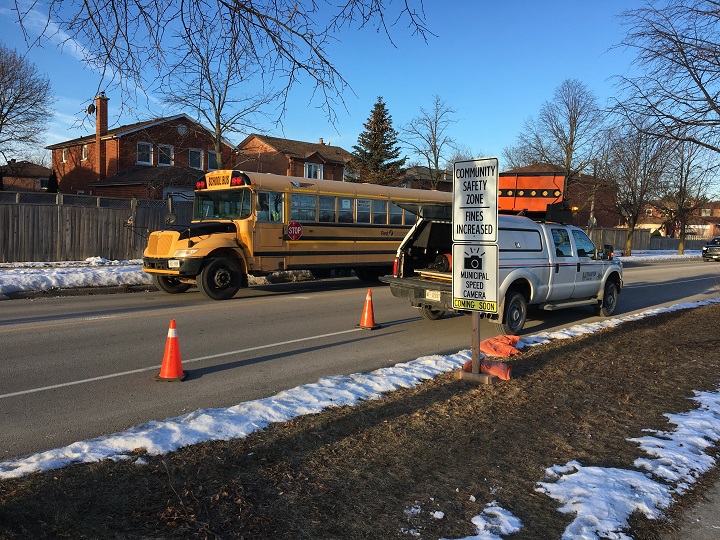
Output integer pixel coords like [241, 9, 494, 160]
[702, 236, 720, 262]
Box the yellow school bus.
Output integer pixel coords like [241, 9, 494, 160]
[142, 170, 452, 300]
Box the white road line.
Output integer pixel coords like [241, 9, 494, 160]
[0, 327, 364, 400]
[625, 276, 719, 288]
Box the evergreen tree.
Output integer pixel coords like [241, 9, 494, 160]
[46, 170, 58, 193]
[348, 96, 407, 185]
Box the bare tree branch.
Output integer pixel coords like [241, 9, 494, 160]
[12, 0, 431, 125]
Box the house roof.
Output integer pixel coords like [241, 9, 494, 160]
[239, 134, 352, 164]
[45, 114, 234, 150]
[89, 165, 204, 189]
[501, 163, 566, 175]
[403, 165, 452, 183]
[0, 160, 52, 178]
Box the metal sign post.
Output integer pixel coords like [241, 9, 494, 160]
[452, 158, 499, 383]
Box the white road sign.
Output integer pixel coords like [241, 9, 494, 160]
[451, 243, 498, 313]
[453, 158, 499, 243]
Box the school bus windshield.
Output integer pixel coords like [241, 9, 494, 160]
[194, 188, 252, 220]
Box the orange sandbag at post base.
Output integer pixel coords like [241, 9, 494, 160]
[479, 335, 521, 357]
[462, 359, 512, 381]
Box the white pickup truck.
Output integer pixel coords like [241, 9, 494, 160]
[380, 206, 623, 334]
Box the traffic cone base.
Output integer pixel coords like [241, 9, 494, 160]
[357, 288, 381, 330]
[156, 319, 185, 381]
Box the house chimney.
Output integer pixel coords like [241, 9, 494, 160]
[95, 92, 109, 179]
[318, 138, 324, 145]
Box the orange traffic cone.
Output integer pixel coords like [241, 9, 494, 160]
[156, 319, 185, 381]
[357, 288, 381, 330]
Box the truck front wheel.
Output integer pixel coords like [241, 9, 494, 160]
[153, 275, 191, 294]
[198, 258, 242, 300]
[594, 280, 618, 317]
[497, 291, 527, 335]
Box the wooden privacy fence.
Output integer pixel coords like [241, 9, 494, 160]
[0, 191, 192, 263]
[588, 227, 707, 253]
[0, 192, 707, 263]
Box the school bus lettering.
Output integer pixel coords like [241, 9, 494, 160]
[207, 175, 230, 187]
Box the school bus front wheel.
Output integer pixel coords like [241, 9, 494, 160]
[197, 257, 244, 300]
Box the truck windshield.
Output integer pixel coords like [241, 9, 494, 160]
[194, 188, 252, 220]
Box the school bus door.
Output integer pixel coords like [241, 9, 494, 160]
[254, 191, 286, 271]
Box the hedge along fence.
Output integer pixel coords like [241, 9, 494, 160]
[0, 191, 192, 263]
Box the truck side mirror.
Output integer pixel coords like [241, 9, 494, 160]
[603, 244, 614, 260]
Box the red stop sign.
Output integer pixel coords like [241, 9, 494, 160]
[287, 221, 303, 240]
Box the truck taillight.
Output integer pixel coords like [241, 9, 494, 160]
[393, 257, 399, 277]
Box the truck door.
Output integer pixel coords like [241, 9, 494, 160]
[571, 229, 604, 299]
[547, 227, 577, 300]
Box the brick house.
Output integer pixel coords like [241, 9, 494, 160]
[235, 134, 352, 180]
[638, 201, 720, 238]
[0, 160, 52, 192]
[46, 93, 234, 198]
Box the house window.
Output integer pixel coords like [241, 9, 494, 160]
[189, 149, 203, 169]
[645, 208, 653, 216]
[701, 208, 711, 217]
[81, 144, 88, 161]
[208, 151, 218, 171]
[61, 148, 67, 163]
[137, 142, 152, 165]
[159, 145, 174, 166]
[305, 162, 323, 179]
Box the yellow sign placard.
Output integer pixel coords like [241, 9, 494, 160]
[452, 299, 498, 312]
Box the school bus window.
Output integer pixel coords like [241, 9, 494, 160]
[357, 198, 371, 223]
[256, 192, 283, 222]
[389, 203, 403, 225]
[194, 189, 251, 220]
[404, 209, 417, 226]
[338, 197, 353, 223]
[319, 195, 336, 222]
[372, 200, 388, 224]
[290, 193, 317, 221]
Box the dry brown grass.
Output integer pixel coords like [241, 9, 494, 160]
[1, 304, 720, 539]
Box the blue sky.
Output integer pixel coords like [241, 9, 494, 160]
[1, 1, 640, 165]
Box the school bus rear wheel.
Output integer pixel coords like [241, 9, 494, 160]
[198, 257, 242, 300]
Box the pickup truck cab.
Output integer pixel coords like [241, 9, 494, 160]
[380, 207, 623, 335]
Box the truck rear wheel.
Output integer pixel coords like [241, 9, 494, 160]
[153, 275, 191, 294]
[420, 307, 445, 320]
[594, 280, 618, 317]
[198, 258, 242, 300]
[497, 291, 527, 335]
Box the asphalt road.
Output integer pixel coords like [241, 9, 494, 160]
[1, 259, 718, 460]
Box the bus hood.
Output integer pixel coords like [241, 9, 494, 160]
[178, 221, 237, 240]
